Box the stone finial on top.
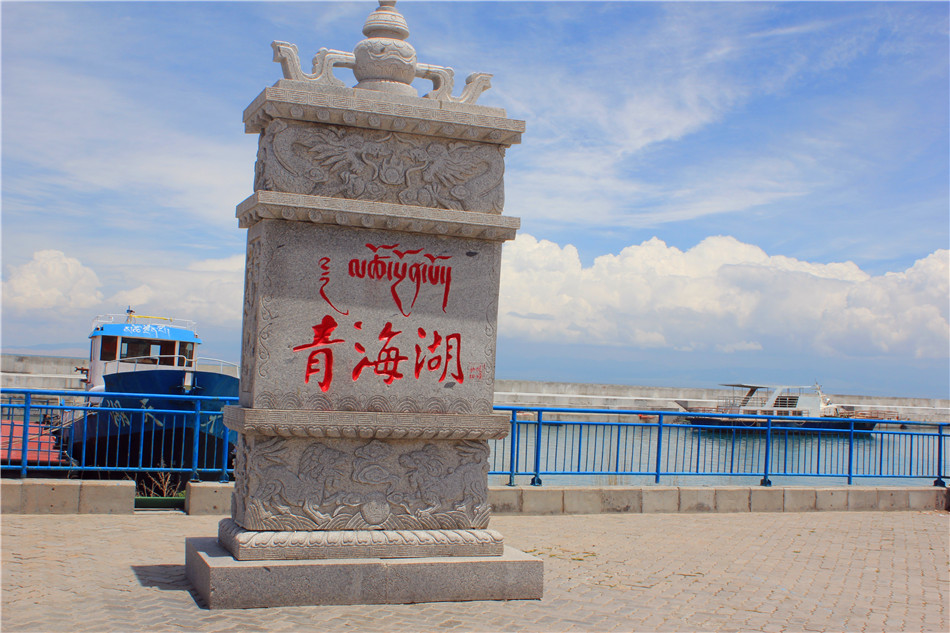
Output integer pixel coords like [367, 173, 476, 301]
[271, 0, 493, 105]
[352, 0, 417, 95]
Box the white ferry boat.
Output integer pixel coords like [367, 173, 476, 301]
[676, 383, 879, 431]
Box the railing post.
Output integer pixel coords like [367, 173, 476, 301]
[507, 410, 518, 487]
[878, 430, 884, 476]
[614, 423, 622, 474]
[577, 420, 585, 473]
[783, 429, 789, 473]
[935, 424, 946, 487]
[190, 398, 202, 481]
[530, 410, 543, 486]
[654, 414, 664, 484]
[847, 419, 855, 485]
[19, 393, 33, 478]
[80, 397, 89, 466]
[759, 417, 772, 487]
[137, 411, 148, 468]
[694, 427, 702, 474]
[909, 433, 915, 478]
[729, 427, 736, 474]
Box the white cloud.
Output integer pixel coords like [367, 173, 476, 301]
[716, 341, 763, 353]
[3, 61, 253, 230]
[108, 256, 245, 327]
[499, 234, 948, 360]
[814, 250, 950, 359]
[494, 2, 947, 246]
[2, 250, 244, 330]
[2, 250, 103, 313]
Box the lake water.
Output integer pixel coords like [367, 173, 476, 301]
[487, 421, 947, 488]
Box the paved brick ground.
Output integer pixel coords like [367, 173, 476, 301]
[2, 511, 947, 632]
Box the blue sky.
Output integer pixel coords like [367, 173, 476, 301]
[2, 1, 948, 398]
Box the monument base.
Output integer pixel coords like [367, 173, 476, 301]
[185, 537, 543, 609]
[218, 519, 505, 560]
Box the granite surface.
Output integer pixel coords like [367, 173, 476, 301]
[235, 191, 519, 240]
[254, 120, 506, 213]
[230, 434, 492, 532]
[218, 518, 505, 560]
[238, 220, 502, 414]
[187, 537, 543, 609]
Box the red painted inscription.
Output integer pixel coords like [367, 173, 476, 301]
[348, 243, 453, 315]
[295, 316, 464, 388]
[291, 315, 344, 392]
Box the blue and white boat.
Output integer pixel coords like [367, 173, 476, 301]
[67, 309, 239, 472]
[677, 383, 879, 431]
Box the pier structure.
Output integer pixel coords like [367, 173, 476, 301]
[3, 510, 948, 631]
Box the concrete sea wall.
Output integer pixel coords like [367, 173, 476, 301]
[2, 479, 946, 515]
[495, 379, 950, 423]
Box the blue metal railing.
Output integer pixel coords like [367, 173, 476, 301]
[1, 388, 236, 481]
[2, 389, 946, 487]
[489, 406, 947, 487]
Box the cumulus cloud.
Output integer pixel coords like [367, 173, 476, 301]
[2, 250, 103, 313]
[499, 234, 949, 360]
[108, 255, 245, 326]
[2, 250, 244, 330]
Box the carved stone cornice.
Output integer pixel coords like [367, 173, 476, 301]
[219, 519, 505, 560]
[244, 83, 524, 146]
[236, 191, 520, 241]
[224, 406, 510, 440]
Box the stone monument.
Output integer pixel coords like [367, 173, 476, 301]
[185, 0, 542, 608]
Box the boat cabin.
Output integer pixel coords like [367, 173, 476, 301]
[85, 312, 202, 391]
[717, 383, 831, 418]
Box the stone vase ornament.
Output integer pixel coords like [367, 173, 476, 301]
[185, 0, 542, 608]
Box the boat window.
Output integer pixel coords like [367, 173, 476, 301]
[120, 338, 159, 364]
[100, 336, 118, 361]
[158, 340, 176, 366]
[179, 342, 194, 367]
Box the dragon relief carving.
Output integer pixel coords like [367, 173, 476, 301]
[255, 120, 505, 213]
[233, 437, 490, 531]
[399, 441, 488, 513]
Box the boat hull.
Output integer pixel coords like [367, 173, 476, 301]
[66, 369, 238, 472]
[686, 416, 876, 432]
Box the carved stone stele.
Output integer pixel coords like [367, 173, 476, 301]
[186, 2, 542, 609]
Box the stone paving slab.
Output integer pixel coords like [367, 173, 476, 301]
[2, 511, 947, 632]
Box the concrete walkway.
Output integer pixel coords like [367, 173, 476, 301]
[2, 511, 947, 632]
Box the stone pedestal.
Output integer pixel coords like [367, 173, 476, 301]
[187, 538, 542, 609]
[185, 0, 541, 608]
